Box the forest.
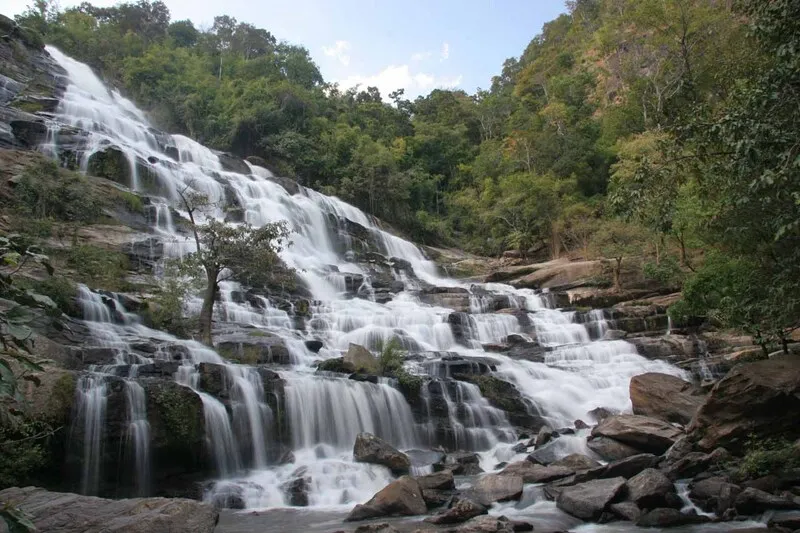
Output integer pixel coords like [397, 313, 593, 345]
[13, 0, 800, 350]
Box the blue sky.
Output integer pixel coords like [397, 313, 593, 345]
[5, 0, 568, 99]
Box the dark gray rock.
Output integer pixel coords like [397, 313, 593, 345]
[556, 477, 626, 520]
[734, 487, 800, 515]
[423, 496, 487, 524]
[353, 432, 410, 475]
[610, 501, 641, 521]
[345, 476, 426, 521]
[688, 476, 742, 514]
[587, 435, 642, 461]
[416, 470, 455, 491]
[603, 453, 660, 479]
[500, 462, 573, 483]
[626, 468, 678, 509]
[636, 507, 689, 528]
[0, 487, 217, 532]
[472, 474, 523, 505]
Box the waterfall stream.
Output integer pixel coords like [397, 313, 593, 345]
[44, 45, 689, 512]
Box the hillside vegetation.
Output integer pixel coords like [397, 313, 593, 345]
[11, 0, 800, 350]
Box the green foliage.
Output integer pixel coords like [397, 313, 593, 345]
[14, 160, 100, 223]
[642, 256, 683, 286]
[377, 337, 405, 376]
[0, 420, 50, 488]
[117, 191, 144, 214]
[147, 260, 196, 337]
[66, 245, 129, 291]
[23, 277, 78, 316]
[734, 436, 800, 481]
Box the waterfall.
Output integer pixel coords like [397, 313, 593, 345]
[73, 374, 107, 495]
[42, 46, 691, 509]
[124, 380, 150, 496]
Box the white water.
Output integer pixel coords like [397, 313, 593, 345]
[44, 46, 690, 510]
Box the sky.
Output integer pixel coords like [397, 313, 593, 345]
[4, 0, 568, 100]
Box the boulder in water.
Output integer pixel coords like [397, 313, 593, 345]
[635, 507, 691, 528]
[610, 501, 642, 521]
[438, 452, 484, 475]
[416, 469, 455, 490]
[551, 453, 601, 471]
[344, 343, 379, 374]
[556, 476, 626, 520]
[281, 466, 311, 506]
[602, 453, 660, 479]
[353, 432, 410, 475]
[444, 514, 518, 532]
[625, 468, 679, 509]
[0, 487, 218, 532]
[630, 372, 704, 424]
[471, 473, 523, 505]
[345, 476, 426, 521]
[424, 496, 487, 524]
[688, 476, 742, 514]
[688, 355, 800, 453]
[733, 487, 800, 515]
[500, 461, 573, 483]
[591, 414, 683, 454]
[535, 425, 554, 447]
[218, 152, 250, 174]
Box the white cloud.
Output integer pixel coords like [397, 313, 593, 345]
[336, 65, 462, 100]
[411, 51, 432, 62]
[322, 40, 351, 67]
[440, 42, 450, 61]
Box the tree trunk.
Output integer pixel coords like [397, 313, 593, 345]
[199, 267, 219, 346]
[613, 257, 623, 293]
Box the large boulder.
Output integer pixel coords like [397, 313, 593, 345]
[471, 473, 523, 505]
[635, 508, 692, 528]
[344, 343, 379, 374]
[415, 470, 455, 491]
[444, 515, 519, 533]
[551, 453, 601, 471]
[630, 372, 704, 424]
[500, 462, 573, 483]
[688, 476, 742, 514]
[603, 453, 660, 479]
[345, 476, 426, 521]
[0, 487, 218, 532]
[556, 477, 627, 520]
[353, 433, 410, 475]
[591, 414, 683, 455]
[586, 435, 642, 461]
[625, 468, 679, 510]
[423, 496, 487, 524]
[733, 487, 800, 515]
[688, 355, 800, 453]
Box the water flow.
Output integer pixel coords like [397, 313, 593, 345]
[44, 47, 691, 510]
[73, 374, 107, 495]
[124, 380, 150, 495]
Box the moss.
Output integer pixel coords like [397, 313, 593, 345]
[733, 436, 800, 481]
[12, 99, 45, 114]
[316, 357, 354, 374]
[65, 244, 131, 292]
[150, 384, 203, 446]
[218, 344, 261, 365]
[116, 191, 144, 214]
[87, 148, 132, 187]
[48, 373, 77, 423]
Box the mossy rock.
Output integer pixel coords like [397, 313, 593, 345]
[316, 357, 355, 374]
[454, 374, 542, 429]
[87, 146, 132, 187]
[146, 381, 205, 451]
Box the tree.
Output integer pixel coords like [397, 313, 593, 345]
[590, 219, 647, 292]
[176, 189, 292, 345]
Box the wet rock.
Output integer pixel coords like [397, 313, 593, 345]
[345, 476, 426, 521]
[416, 470, 455, 490]
[0, 486, 218, 532]
[419, 286, 471, 313]
[438, 452, 484, 476]
[635, 507, 690, 528]
[603, 329, 628, 340]
[733, 487, 800, 515]
[556, 477, 627, 520]
[445, 514, 517, 533]
[662, 447, 730, 480]
[424, 496, 487, 524]
[501, 461, 572, 483]
[197, 362, 228, 398]
[588, 406, 617, 423]
[688, 476, 742, 514]
[281, 467, 310, 506]
[603, 453, 660, 480]
[353, 433, 410, 474]
[626, 468, 679, 509]
[353, 524, 401, 533]
[421, 488, 456, 508]
[472, 474, 523, 505]
[535, 425, 554, 447]
[453, 374, 540, 429]
[87, 145, 132, 186]
[305, 339, 323, 353]
[527, 438, 564, 465]
[448, 312, 475, 346]
[688, 355, 800, 453]
[9, 119, 48, 147]
[507, 341, 546, 363]
[610, 501, 641, 521]
[551, 453, 601, 471]
[591, 414, 683, 455]
[316, 357, 356, 374]
[216, 337, 292, 365]
[574, 419, 589, 430]
[344, 343, 379, 374]
[630, 372, 704, 425]
[586, 436, 642, 461]
[206, 482, 246, 509]
[768, 511, 800, 530]
[218, 152, 250, 174]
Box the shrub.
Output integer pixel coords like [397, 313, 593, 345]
[734, 436, 800, 481]
[14, 160, 101, 223]
[66, 245, 129, 291]
[0, 420, 51, 488]
[643, 255, 683, 286]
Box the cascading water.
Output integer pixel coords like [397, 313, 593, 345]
[43, 46, 691, 513]
[124, 379, 150, 496]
